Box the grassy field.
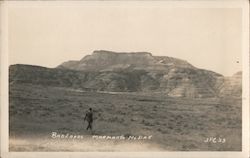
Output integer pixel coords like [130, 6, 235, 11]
[9, 84, 242, 151]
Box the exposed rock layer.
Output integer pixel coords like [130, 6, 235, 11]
[9, 50, 241, 98]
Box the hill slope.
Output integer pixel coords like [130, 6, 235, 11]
[219, 71, 242, 97]
[9, 50, 242, 98]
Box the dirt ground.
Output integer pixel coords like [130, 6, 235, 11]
[9, 84, 242, 151]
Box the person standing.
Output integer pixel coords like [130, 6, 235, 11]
[84, 108, 93, 131]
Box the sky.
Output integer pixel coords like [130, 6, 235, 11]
[8, 3, 242, 76]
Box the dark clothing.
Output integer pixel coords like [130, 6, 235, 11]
[84, 111, 93, 122]
[84, 111, 93, 130]
[86, 121, 92, 130]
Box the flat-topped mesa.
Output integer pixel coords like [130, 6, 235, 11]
[11, 50, 242, 98]
[92, 50, 153, 56]
[58, 50, 194, 71]
[82, 50, 154, 64]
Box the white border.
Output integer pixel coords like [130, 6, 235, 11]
[1, 1, 9, 158]
[0, 1, 249, 158]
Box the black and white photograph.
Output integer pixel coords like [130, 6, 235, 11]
[0, 1, 249, 158]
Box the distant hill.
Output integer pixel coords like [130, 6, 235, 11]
[218, 71, 242, 97]
[9, 50, 242, 98]
[57, 50, 195, 71]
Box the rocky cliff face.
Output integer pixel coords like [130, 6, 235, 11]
[10, 50, 242, 98]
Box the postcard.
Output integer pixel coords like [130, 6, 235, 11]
[0, 0, 249, 158]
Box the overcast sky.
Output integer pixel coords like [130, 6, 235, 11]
[8, 4, 242, 76]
